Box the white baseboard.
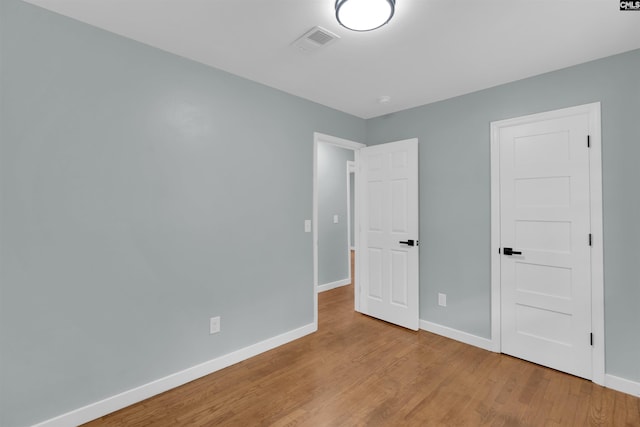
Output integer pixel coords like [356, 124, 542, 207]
[29, 318, 640, 426]
[33, 323, 316, 427]
[420, 320, 496, 352]
[420, 321, 640, 398]
[605, 374, 640, 397]
[317, 278, 350, 293]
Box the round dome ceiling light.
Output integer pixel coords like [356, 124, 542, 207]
[335, 0, 396, 32]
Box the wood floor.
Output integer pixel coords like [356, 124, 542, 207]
[84, 284, 639, 426]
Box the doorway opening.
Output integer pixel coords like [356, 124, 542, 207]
[313, 133, 365, 330]
[313, 133, 421, 332]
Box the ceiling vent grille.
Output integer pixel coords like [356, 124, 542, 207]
[292, 26, 340, 53]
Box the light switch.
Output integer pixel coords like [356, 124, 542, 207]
[333, 215, 339, 224]
[438, 293, 447, 307]
[304, 220, 311, 233]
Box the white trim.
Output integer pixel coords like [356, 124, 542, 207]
[586, 103, 605, 385]
[314, 132, 365, 151]
[605, 374, 640, 397]
[32, 323, 316, 427]
[346, 160, 355, 283]
[421, 320, 640, 399]
[489, 120, 503, 353]
[490, 102, 605, 383]
[420, 320, 495, 352]
[354, 148, 362, 312]
[313, 133, 365, 329]
[317, 278, 351, 293]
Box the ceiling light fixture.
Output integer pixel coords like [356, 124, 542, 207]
[335, 0, 396, 32]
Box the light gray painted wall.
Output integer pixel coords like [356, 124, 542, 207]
[366, 49, 640, 383]
[318, 143, 353, 285]
[0, 1, 365, 425]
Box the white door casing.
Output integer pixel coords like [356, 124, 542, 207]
[347, 160, 355, 280]
[358, 139, 419, 330]
[313, 133, 365, 329]
[490, 103, 604, 383]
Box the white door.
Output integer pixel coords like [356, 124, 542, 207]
[498, 111, 593, 379]
[358, 139, 419, 330]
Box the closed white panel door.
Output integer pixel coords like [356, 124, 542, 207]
[359, 139, 419, 330]
[499, 113, 592, 379]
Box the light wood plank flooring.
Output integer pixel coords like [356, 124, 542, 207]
[84, 281, 639, 426]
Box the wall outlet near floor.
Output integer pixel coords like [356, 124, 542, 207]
[438, 293, 447, 307]
[209, 316, 221, 334]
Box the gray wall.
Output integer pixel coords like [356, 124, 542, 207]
[0, 1, 365, 425]
[317, 143, 353, 285]
[366, 49, 640, 383]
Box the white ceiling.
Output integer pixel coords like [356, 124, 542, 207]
[23, 0, 640, 119]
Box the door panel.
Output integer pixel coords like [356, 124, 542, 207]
[358, 139, 419, 330]
[500, 114, 592, 379]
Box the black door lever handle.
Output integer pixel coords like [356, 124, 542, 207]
[399, 239, 418, 246]
[503, 247, 522, 256]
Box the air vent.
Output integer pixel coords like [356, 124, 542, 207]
[292, 26, 340, 53]
[307, 29, 334, 45]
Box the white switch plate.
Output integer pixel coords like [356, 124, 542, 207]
[438, 293, 447, 307]
[333, 215, 339, 224]
[209, 316, 220, 334]
[304, 220, 311, 233]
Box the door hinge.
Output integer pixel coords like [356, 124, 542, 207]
[587, 135, 591, 148]
[590, 333, 593, 346]
[589, 234, 592, 246]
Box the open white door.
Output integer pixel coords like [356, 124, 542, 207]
[357, 139, 419, 330]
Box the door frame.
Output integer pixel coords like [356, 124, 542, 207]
[489, 102, 605, 385]
[346, 160, 356, 281]
[313, 133, 365, 329]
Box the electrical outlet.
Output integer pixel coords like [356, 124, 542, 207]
[209, 316, 220, 334]
[438, 293, 447, 307]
